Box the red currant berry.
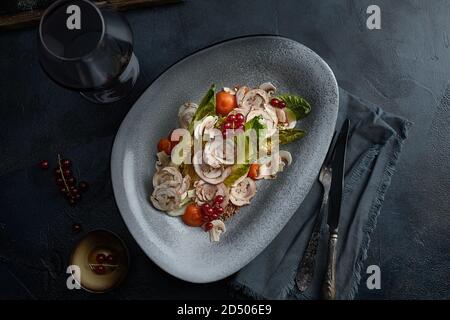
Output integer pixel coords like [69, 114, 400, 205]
[215, 207, 224, 215]
[63, 169, 72, 177]
[93, 265, 106, 275]
[96, 253, 106, 263]
[270, 98, 280, 107]
[223, 122, 233, 130]
[205, 222, 213, 231]
[211, 214, 219, 220]
[235, 113, 245, 124]
[72, 223, 81, 234]
[106, 254, 115, 264]
[279, 101, 287, 109]
[39, 160, 49, 170]
[214, 195, 224, 204]
[54, 168, 62, 176]
[202, 215, 210, 222]
[61, 159, 72, 168]
[78, 181, 89, 192]
[222, 129, 232, 139]
[206, 208, 214, 216]
[55, 177, 64, 185]
[226, 114, 236, 123]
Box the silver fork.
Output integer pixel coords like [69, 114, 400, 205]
[295, 153, 333, 292]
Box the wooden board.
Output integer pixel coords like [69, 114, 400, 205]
[0, 0, 182, 29]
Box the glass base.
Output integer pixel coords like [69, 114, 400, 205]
[80, 53, 140, 104]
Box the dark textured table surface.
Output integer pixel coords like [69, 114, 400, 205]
[1, 0, 449, 299]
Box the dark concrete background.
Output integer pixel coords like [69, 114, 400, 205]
[0, 0, 449, 299]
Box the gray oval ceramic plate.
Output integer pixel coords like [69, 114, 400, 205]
[111, 35, 338, 283]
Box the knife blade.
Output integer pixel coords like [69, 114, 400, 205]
[322, 119, 350, 300]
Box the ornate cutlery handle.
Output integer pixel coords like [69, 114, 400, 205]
[322, 232, 338, 300]
[295, 182, 330, 292]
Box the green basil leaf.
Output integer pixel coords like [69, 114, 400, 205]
[277, 94, 311, 120]
[188, 84, 216, 133]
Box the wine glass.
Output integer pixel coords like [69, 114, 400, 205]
[38, 0, 140, 104]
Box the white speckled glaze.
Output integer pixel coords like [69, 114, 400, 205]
[111, 36, 338, 283]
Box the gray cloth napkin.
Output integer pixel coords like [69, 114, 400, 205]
[230, 88, 412, 300]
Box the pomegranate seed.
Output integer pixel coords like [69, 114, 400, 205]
[270, 98, 280, 107]
[39, 160, 49, 170]
[226, 114, 236, 123]
[214, 195, 224, 204]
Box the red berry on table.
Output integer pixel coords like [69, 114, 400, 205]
[270, 98, 280, 107]
[66, 177, 75, 186]
[205, 222, 214, 231]
[235, 113, 245, 124]
[60, 187, 67, 193]
[61, 159, 72, 168]
[63, 169, 72, 177]
[39, 160, 49, 170]
[54, 168, 62, 176]
[202, 215, 210, 222]
[55, 177, 64, 185]
[226, 114, 236, 123]
[279, 101, 287, 109]
[206, 208, 214, 216]
[235, 123, 244, 131]
[78, 181, 89, 192]
[211, 213, 219, 220]
[223, 122, 233, 130]
[214, 195, 224, 204]
[72, 223, 81, 234]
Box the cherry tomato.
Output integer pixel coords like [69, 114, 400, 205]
[182, 204, 203, 227]
[157, 138, 172, 155]
[216, 91, 237, 116]
[248, 163, 260, 180]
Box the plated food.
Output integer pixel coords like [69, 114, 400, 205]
[150, 82, 311, 242]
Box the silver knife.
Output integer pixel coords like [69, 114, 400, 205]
[322, 119, 350, 300]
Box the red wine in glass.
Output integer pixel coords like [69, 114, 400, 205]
[38, 0, 139, 104]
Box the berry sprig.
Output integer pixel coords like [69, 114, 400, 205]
[221, 113, 245, 138]
[201, 195, 225, 231]
[39, 155, 89, 207]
